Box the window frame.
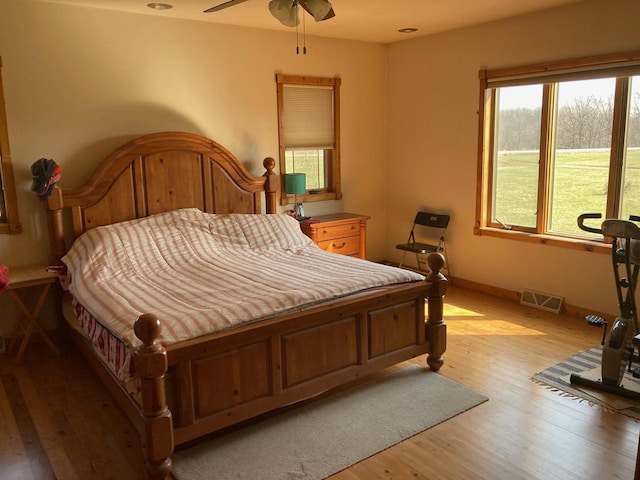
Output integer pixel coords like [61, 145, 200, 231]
[0, 56, 21, 235]
[476, 50, 640, 253]
[276, 74, 342, 206]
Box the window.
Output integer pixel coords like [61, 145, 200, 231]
[0, 57, 21, 234]
[477, 51, 640, 249]
[276, 74, 342, 206]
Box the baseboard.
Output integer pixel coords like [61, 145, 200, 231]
[451, 277, 521, 303]
[450, 277, 608, 320]
[382, 259, 609, 321]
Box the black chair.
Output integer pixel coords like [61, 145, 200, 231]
[396, 211, 450, 276]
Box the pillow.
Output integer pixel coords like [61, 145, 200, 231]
[223, 213, 315, 252]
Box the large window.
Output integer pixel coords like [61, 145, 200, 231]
[0, 57, 21, 234]
[477, 51, 640, 249]
[276, 74, 342, 206]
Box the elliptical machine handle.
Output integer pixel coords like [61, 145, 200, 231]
[577, 213, 603, 234]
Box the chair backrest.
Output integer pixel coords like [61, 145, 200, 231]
[414, 212, 450, 229]
[409, 211, 450, 245]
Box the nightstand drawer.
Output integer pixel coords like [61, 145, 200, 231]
[315, 223, 359, 241]
[317, 236, 361, 256]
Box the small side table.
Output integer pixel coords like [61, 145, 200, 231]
[301, 213, 370, 259]
[5, 265, 60, 363]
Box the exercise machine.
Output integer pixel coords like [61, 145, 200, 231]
[569, 213, 640, 400]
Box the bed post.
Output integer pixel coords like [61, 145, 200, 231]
[425, 253, 447, 371]
[45, 186, 66, 266]
[263, 157, 277, 214]
[133, 314, 174, 480]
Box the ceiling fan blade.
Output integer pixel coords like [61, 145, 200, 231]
[204, 0, 249, 13]
[268, 0, 299, 27]
[299, 0, 335, 22]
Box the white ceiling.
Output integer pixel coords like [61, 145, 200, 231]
[39, 0, 584, 44]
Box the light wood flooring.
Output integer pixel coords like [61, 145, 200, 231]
[1, 286, 638, 479]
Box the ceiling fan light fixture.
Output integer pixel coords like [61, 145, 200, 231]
[299, 0, 334, 22]
[268, 0, 300, 26]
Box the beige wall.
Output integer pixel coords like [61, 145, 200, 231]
[0, 0, 388, 333]
[386, 0, 640, 315]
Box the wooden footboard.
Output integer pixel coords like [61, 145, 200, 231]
[133, 253, 447, 480]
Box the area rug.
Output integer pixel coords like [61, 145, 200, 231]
[172, 365, 488, 480]
[532, 346, 640, 419]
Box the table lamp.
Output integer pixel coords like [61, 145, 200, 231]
[284, 172, 307, 219]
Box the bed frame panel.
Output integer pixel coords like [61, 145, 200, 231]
[45, 132, 446, 480]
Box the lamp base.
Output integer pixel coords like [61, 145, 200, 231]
[294, 202, 305, 219]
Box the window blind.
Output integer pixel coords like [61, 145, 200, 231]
[482, 50, 640, 88]
[283, 85, 334, 149]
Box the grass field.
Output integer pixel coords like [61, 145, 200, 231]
[285, 150, 326, 191]
[495, 149, 640, 236]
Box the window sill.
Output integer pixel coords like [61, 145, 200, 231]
[0, 221, 22, 235]
[475, 226, 609, 254]
[280, 191, 340, 207]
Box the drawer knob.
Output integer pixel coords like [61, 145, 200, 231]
[333, 242, 347, 249]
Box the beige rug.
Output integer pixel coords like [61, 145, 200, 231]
[532, 346, 640, 419]
[172, 365, 488, 480]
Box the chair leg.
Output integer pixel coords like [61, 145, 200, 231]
[398, 251, 407, 269]
[440, 243, 452, 283]
[418, 253, 431, 273]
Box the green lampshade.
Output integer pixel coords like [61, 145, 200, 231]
[284, 173, 306, 195]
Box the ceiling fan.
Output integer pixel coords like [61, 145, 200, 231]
[204, 0, 335, 27]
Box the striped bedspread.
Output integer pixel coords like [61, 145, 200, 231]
[63, 209, 425, 351]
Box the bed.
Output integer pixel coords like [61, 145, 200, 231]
[44, 131, 447, 480]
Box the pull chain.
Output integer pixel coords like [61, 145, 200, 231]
[295, 4, 299, 54]
[294, 4, 307, 55]
[302, 11, 307, 54]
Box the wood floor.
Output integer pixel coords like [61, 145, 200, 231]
[1, 286, 638, 480]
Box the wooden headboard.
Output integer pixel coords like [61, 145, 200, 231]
[45, 131, 277, 265]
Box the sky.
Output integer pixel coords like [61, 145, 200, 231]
[499, 77, 617, 110]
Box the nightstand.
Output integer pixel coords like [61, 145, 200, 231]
[301, 213, 370, 259]
[5, 265, 60, 363]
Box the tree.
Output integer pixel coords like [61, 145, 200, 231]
[556, 95, 612, 149]
[497, 84, 640, 152]
[497, 107, 541, 151]
[627, 91, 640, 148]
